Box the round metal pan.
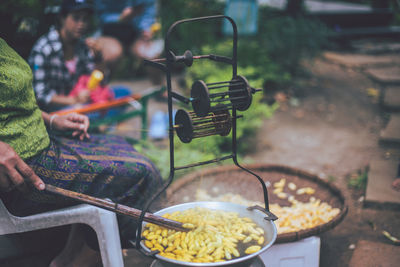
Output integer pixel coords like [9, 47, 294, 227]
[141, 201, 277, 267]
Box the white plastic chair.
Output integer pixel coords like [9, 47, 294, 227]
[0, 199, 124, 267]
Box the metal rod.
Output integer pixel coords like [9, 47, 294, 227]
[151, 54, 226, 64]
[192, 55, 212, 60]
[171, 92, 191, 104]
[194, 131, 217, 137]
[206, 80, 242, 86]
[192, 119, 229, 127]
[193, 121, 214, 127]
[191, 116, 212, 122]
[191, 114, 229, 123]
[193, 123, 225, 131]
[211, 95, 247, 103]
[212, 103, 233, 111]
[193, 122, 216, 128]
[210, 98, 229, 103]
[45, 184, 188, 232]
[235, 115, 243, 119]
[209, 92, 229, 98]
[151, 54, 211, 63]
[209, 88, 245, 98]
[207, 85, 229, 90]
[174, 155, 233, 170]
[195, 127, 227, 135]
[205, 80, 231, 86]
[207, 82, 244, 90]
[228, 95, 248, 101]
[191, 113, 228, 120]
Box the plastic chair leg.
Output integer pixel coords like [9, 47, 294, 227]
[86, 208, 124, 267]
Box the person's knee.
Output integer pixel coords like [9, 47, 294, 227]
[90, 37, 123, 66]
[103, 38, 123, 64]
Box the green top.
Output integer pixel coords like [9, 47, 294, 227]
[0, 38, 50, 160]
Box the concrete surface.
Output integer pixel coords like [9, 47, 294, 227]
[365, 158, 400, 206]
[382, 86, 400, 111]
[349, 240, 400, 267]
[365, 66, 400, 85]
[258, 0, 372, 12]
[323, 52, 400, 69]
[380, 114, 400, 144]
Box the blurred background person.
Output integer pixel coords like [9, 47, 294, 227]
[28, 0, 100, 112]
[86, 0, 164, 84]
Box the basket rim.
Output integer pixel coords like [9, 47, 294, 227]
[166, 163, 348, 243]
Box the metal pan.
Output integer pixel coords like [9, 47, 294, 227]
[141, 201, 277, 267]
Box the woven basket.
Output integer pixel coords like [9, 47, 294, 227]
[166, 163, 348, 243]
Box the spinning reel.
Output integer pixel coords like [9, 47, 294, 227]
[134, 15, 277, 253]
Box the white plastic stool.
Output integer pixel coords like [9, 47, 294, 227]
[260, 236, 321, 267]
[0, 200, 124, 267]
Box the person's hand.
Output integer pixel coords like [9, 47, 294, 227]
[85, 37, 99, 50]
[51, 113, 90, 140]
[119, 7, 134, 22]
[76, 89, 91, 104]
[119, 5, 144, 22]
[0, 141, 45, 192]
[85, 37, 102, 59]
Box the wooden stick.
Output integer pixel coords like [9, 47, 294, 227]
[45, 184, 188, 232]
[51, 94, 142, 116]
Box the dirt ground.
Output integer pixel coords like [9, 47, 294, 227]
[245, 51, 400, 266]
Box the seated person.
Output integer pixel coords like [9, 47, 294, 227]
[86, 0, 163, 84]
[28, 0, 114, 112]
[0, 36, 162, 266]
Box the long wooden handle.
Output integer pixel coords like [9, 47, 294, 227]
[45, 184, 187, 232]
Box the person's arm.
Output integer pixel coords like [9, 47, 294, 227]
[50, 93, 89, 106]
[119, 4, 145, 23]
[42, 112, 90, 140]
[29, 47, 85, 107]
[49, 94, 79, 106]
[0, 141, 45, 192]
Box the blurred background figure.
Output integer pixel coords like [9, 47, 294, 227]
[86, 0, 164, 84]
[28, 0, 103, 112]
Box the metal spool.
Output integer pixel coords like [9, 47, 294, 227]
[191, 75, 252, 117]
[174, 109, 232, 143]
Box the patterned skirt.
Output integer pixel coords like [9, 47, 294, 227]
[1, 134, 163, 245]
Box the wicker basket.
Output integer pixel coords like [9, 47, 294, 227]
[166, 163, 348, 243]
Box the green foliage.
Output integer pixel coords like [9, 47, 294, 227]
[348, 166, 369, 190]
[254, 7, 331, 78]
[136, 139, 217, 179]
[159, 3, 331, 90]
[140, 1, 330, 177]
[328, 175, 337, 183]
[185, 42, 279, 153]
[0, 0, 43, 17]
[158, 0, 225, 54]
